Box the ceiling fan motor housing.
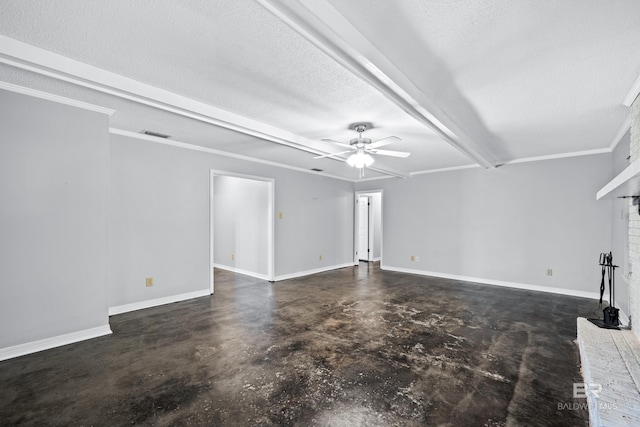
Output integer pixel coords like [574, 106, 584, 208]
[350, 137, 371, 147]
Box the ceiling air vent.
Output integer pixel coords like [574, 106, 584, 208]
[140, 129, 171, 139]
[311, 168, 323, 172]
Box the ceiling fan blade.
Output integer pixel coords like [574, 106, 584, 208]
[313, 150, 352, 159]
[321, 138, 352, 149]
[369, 136, 401, 149]
[368, 149, 411, 158]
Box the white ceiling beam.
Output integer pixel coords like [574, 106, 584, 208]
[0, 35, 409, 179]
[257, 0, 497, 169]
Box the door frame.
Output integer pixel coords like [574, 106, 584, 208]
[210, 170, 275, 294]
[354, 190, 383, 266]
[357, 195, 373, 262]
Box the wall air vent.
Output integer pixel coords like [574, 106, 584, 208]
[311, 168, 323, 172]
[140, 129, 171, 139]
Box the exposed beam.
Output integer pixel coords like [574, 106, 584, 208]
[257, 0, 497, 169]
[0, 35, 409, 179]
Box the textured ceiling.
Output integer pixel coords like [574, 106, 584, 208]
[0, 0, 639, 180]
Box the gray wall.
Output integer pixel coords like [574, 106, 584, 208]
[611, 130, 631, 315]
[2, 87, 617, 354]
[109, 133, 354, 308]
[0, 90, 110, 349]
[109, 135, 211, 308]
[356, 154, 613, 294]
[213, 175, 269, 277]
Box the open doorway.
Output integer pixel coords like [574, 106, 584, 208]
[209, 170, 275, 294]
[354, 190, 383, 266]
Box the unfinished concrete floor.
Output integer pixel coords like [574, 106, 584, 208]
[1, 264, 594, 426]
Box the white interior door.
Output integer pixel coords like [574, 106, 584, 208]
[358, 196, 370, 261]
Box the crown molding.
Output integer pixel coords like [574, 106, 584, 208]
[499, 148, 611, 166]
[609, 116, 632, 152]
[0, 80, 114, 115]
[623, 72, 640, 107]
[109, 128, 356, 182]
[360, 147, 614, 181]
[410, 164, 480, 176]
[0, 35, 408, 180]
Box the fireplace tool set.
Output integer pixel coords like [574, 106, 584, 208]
[588, 252, 620, 329]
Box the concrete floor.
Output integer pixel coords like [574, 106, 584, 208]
[0, 264, 593, 426]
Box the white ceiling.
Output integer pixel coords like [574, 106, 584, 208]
[0, 0, 639, 181]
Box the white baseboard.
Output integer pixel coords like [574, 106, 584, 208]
[381, 265, 602, 300]
[109, 289, 211, 316]
[213, 263, 269, 281]
[274, 262, 354, 281]
[0, 324, 112, 362]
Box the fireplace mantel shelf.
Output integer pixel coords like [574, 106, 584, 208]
[597, 158, 640, 200]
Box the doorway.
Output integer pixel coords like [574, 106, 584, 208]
[209, 170, 275, 294]
[354, 190, 383, 265]
[358, 196, 373, 261]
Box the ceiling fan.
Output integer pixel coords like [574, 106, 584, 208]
[314, 123, 410, 169]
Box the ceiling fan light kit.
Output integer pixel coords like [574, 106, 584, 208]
[316, 123, 410, 172]
[346, 149, 375, 168]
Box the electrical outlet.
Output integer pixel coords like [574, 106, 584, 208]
[146, 277, 153, 287]
[415, 257, 420, 262]
[411, 255, 415, 262]
[547, 269, 553, 276]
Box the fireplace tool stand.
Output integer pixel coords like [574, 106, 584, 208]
[588, 252, 620, 330]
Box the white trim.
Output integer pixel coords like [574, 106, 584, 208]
[0, 37, 308, 149]
[381, 265, 602, 300]
[0, 80, 114, 115]
[209, 169, 216, 294]
[110, 128, 354, 183]
[274, 262, 354, 281]
[499, 148, 611, 166]
[373, 257, 381, 262]
[359, 146, 616, 181]
[623, 72, 640, 107]
[108, 289, 210, 316]
[0, 325, 112, 362]
[355, 164, 481, 182]
[410, 164, 481, 176]
[355, 190, 383, 266]
[213, 264, 269, 281]
[355, 174, 396, 183]
[257, 0, 497, 169]
[210, 170, 276, 282]
[609, 116, 632, 152]
[0, 36, 408, 179]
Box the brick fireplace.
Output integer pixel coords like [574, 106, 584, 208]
[629, 95, 640, 339]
